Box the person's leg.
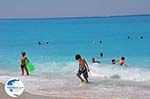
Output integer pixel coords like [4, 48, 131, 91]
[77, 74, 84, 82]
[83, 71, 89, 83]
[21, 65, 24, 75]
[25, 66, 29, 76]
[76, 70, 84, 82]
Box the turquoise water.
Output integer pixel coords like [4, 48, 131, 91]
[0, 15, 150, 81]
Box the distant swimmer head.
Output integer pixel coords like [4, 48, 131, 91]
[112, 59, 116, 64]
[140, 36, 143, 39]
[46, 41, 49, 44]
[75, 54, 81, 60]
[100, 52, 103, 57]
[99, 40, 102, 44]
[21, 52, 26, 56]
[92, 58, 95, 63]
[121, 57, 125, 60]
[38, 41, 41, 45]
[128, 36, 130, 39]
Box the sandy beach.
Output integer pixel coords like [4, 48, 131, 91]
[0, 83, 66, 99]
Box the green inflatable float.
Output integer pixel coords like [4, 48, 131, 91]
[26, 60, 35, 73]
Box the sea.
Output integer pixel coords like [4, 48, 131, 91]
[0, 15, 150, 98]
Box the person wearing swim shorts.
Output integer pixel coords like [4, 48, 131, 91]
[75, 54, 90, 83]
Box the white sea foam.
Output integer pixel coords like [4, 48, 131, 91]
[90, 63, 150, 81]
[32, 62, 150, 82]
[1, 62, 150, 82]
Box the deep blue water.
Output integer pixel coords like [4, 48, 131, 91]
[0, 15, 150, 70]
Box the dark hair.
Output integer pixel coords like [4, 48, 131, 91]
[75, 54, 81, 60]
[112, 59, 115, 62]
[92, 58, 95, 62]
[22, 52, 26, 56]
[100, 52, 103, 57]
[121, 57, 125, 60]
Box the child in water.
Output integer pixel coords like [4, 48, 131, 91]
[20, 52, 29, 76]
[75, 54, 90, 83]
[117, 57, 128, 67]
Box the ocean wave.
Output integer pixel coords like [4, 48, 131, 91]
[90, 63, 150, 81]
[1, 61, 150, 82]
[32, 62, 150, 82]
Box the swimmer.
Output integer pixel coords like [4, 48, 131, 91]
[128, 36, 130, 39]
[117, 57, 128, 67]
[100, 52, 104, 58]
[100, 40, 102, 44]
[46, 41, 49, 44]
[112, 59, 116, 64]
[140, 36, 143, 39]
[38, 41, 41, 45]
[92, 58, 100, 63]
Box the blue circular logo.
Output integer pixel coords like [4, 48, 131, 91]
[5, 78, 25, 97]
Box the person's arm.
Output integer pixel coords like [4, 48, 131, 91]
[83, 59, 90, 72]
[26, 57, 29, 62]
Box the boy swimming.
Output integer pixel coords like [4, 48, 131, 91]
[20, 52, 29, 76]
[75, 54, 90, 83]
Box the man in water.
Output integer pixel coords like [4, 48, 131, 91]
[117, 57, 128, 67]
[20, 52, 29, 76]
[92, 58, 100, 63]
[75, 54, 90, 83]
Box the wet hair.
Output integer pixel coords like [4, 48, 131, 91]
[22, 52, 26, 56]
[140, 36, 143, 39]
[100, 52, 103, 57]
[100, 40, 102, 44]
[121, 57, 125, 60]
[38, 41, 41, 45]
[75, 54, 81, 60]
[128, 36, 130, 39]
[92, 58, 95, 62]
[112, 59, 115, 62]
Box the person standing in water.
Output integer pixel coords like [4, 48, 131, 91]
[75, 54, 90, 83]
[20, 52, 29, 76]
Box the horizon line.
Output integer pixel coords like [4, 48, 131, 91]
[0, 14, 150, 20]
